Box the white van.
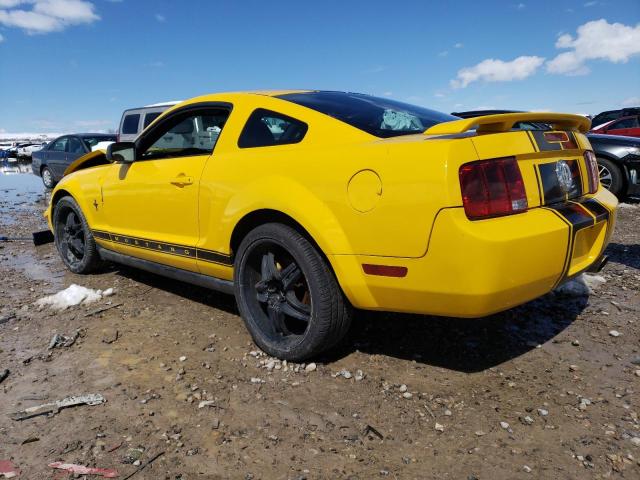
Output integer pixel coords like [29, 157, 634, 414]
[117, 101, 181, 142]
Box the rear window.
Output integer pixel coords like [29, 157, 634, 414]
[277, 91, 457, 138]
[143, 112, 162, 129]
[122, 114, 141, 135]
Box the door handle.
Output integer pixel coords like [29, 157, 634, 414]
[170, 174, 193, 187]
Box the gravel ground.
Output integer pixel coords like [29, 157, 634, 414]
[1, 165, 639, 479]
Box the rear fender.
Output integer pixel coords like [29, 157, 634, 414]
[221, 176, 353, 256]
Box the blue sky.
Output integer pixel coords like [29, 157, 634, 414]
[0, 0, 639, 135]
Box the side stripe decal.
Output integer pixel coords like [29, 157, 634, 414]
[92, 230, 232, 266]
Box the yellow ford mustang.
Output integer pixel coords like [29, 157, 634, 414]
[45, 91, 617, 360]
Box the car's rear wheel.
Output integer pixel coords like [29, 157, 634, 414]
[597, 157, 624, 198]
[53, 196, 102, 274]
[42, 166, 56, 189]
[234, 223, 352, 361]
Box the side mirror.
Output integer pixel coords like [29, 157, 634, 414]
[106, 142, 136, 163]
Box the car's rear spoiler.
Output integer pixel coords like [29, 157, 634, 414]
[425, 113, 591, 135]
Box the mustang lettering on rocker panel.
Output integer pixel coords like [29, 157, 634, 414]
[92, 230, 232, 266]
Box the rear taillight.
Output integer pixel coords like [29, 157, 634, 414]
[584, 150, 599, 194]
[459, 157, 528, 220]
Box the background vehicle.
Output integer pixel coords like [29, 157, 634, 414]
[46, 91, 616, 361]
[32, 133, 116, 188]
[590, 115, 640, 138]
[452, 109, 639, 199]
[17, 142, 47, 159]
[591, 107, 640, 129]
[118, 101, 181, 142]
[587, 134, 640, 198]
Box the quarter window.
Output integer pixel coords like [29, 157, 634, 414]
[122, 114, 141, 135]
[238, 109, 308, 148]
[139, 109, 229, 160]
[610, 117, 639, 129]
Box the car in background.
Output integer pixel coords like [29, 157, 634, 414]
[17, 142, 47, 159]
[587, 134, 640, 198]
[32, 133, 117, 188]
[452, 109, 640, 199]
[590, 115, 640, 138]
[118, 101, 181, 142]
[591, 107, 640, 130]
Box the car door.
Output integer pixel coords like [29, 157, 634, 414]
[100, 105, 231, 273]
[47, 137, 69, 178]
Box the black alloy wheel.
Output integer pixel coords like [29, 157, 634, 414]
[53, 196, 102, 273]
[234, 223, 351, 361]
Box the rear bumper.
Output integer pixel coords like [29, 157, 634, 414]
[330, 188, 617, 318]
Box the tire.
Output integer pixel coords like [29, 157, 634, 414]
[597, 157, 624, 198]
[53, 196, 103, 274]
[234, 223, 352, 361]
[42, 166, 56, 189]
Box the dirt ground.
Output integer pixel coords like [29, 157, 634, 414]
[1, 167, 639, 479]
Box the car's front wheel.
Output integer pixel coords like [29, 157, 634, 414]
[53, 196, 103, 274]
[41, 166, 56, 189]
[234, 223, 352, 361]
[597, 157, 624, 198]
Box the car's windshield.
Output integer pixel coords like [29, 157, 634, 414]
[82, 136, 117, 148]
[277, 91, 458, 138]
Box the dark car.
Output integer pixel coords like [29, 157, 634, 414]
[592, 107, 640, 130]
[32, 133, 116, 188]
[451, 110, 640, 199]
[587, 134, 640, 197]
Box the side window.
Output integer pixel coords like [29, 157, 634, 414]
[68, 137, 85, 154]
[143, 112, 162, 129]
[610, 117, 637, 129]
[122, 114, 141, 135]
[50, 137, 68, 152]
[238, 108, 308, 148]
[139, 109, 229, 160]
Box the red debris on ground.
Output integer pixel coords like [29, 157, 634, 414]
[48, 462, 118, 478]
[0, 460, 20, 478]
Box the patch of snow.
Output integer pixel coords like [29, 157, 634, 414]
[554, 273, 606, 297]
[35, 284, 114, 310]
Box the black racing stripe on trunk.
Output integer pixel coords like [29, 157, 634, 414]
[92, 230, 232, 266]
[538, 160, 583, 205]
[538, 163, 566, 204]
[531, 130, 562, 151]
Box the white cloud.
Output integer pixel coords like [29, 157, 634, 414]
[454, 42, 463, 48]
[438, 50, 448, 57]
[451, 55, 545, 88]
[622, 96, 640, 107]
[154, 13, 164, 22]
[0, 0, 99, 34]
[584, 1, 598, 6]
[516, 3, 525, 9]
[0, 33, 3, 41]
[546, 19, 640, 75]
[144, 60, 165, 68]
